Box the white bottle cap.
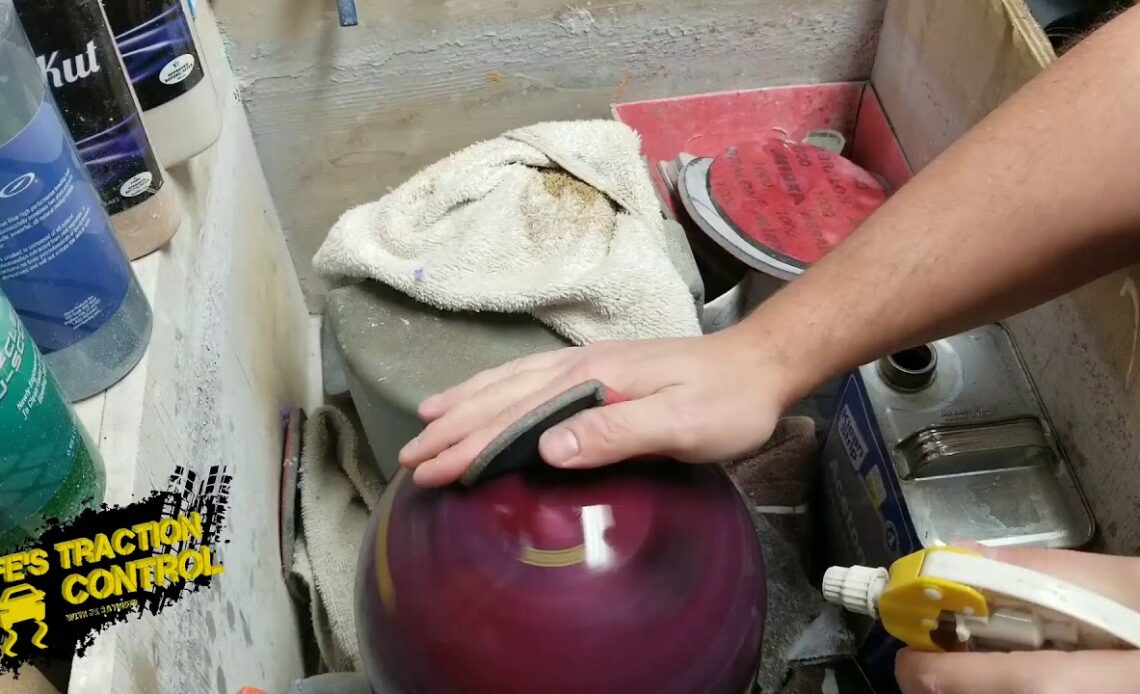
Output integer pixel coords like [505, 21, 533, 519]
[822, 565, 890, 618]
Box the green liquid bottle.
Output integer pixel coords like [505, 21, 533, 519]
[0, 290, 106, 552]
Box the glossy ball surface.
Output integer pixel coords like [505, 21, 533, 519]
[357, 461, 767, 694]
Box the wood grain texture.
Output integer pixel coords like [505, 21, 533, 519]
[1, 666, 60, 694]
[872, 0, 1052, 171]
[215, 0, 888, 310]
[68, 5, 316, 693]
[872, 0, 1140, 554]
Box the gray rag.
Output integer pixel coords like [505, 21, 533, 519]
[725, 416, 855, 693]
[293, 404, 386, 673]
[751, 515, 855, 694]
[726, 416, 820, 552]
[312, 120, 704, 344]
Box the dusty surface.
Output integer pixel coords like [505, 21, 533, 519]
[215, 0, 887, 310]
[68, 4, 316, 693]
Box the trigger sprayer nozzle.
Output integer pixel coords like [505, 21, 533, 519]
[822, 565, 889, 618]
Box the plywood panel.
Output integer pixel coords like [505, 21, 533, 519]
[872, 0, 1140, 554]
[872, 0, 1052, 172]
[215, 0, 888, 310]
[1, 667, 60, 694]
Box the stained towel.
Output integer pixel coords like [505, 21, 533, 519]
[726, 416, 820, 552]
[312, 120, 703, 344]
[291, 404, 386, 673]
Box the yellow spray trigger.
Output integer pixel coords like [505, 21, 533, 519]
[826, 547, 1140, 653]
[877, 547, 989, 651]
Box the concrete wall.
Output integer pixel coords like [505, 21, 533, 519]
[214, 0, 887, 310]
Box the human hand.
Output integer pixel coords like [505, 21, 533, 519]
[895, 545, 1140, 694]
[397, 329, 801, 486]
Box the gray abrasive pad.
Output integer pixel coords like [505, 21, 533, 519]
[460, 380, 617, 486]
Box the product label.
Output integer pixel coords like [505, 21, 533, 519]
[820, 373, 921, 693]
[0, 300, 93, 535]
[103, 0, 206, 111]
[822, 374, 919, 567]
[0, 100, 132, 354]
[14, 0, 164, 216]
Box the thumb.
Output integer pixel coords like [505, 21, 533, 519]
[538, 396, 680, 469]
[896, 648, 1140, 694]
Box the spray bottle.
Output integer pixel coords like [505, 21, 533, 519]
[102, 0, 222, 167]
[0, 0, 153, 401]
[0, 289, 106, 552]
[824, 547, 1140, 654]
[12, 0, 184, 260]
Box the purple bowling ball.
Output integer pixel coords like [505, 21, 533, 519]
[356, 459, 767, 694]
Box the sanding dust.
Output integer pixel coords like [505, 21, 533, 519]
[521, 170, 617, 244]
[541, 170, 603, 205]
[538, 170, 620, 219]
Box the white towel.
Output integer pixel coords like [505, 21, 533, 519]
[313, 120, 702, 344]
[295, 405, 386, 673]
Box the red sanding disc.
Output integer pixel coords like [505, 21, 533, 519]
[707, 138, 887, 269]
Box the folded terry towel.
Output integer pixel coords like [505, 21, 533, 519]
[313, 120, 703, 344]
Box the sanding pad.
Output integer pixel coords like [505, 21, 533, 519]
[460, 380, 626, 486]
[680, 138, 888, 278]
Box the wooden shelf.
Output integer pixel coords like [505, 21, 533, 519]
[64, 6, 320, 693]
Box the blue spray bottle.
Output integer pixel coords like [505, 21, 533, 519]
[0, 0, 152, 401]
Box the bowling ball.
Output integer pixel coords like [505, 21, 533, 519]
[356, 460, 767, 694]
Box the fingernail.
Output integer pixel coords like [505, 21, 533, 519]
[399, 436, 420, 460]
[541, 428, 580, 466]
[420, 395, 441, 413]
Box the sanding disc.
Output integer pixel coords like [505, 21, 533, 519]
[686, 139, 887, 277]
[680, 157, 799, 281]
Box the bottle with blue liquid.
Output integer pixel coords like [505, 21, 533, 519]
[0, 0, 152, 401]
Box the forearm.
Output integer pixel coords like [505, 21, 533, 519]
[731, 6, 1140, 407]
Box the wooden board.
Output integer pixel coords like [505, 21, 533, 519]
[215, 0, 889, 311]
[0, 666, 61, 694]
[872, 0, 1053, 172]
[67, 4, 318, 693]
[872, 0, 1140, 554]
